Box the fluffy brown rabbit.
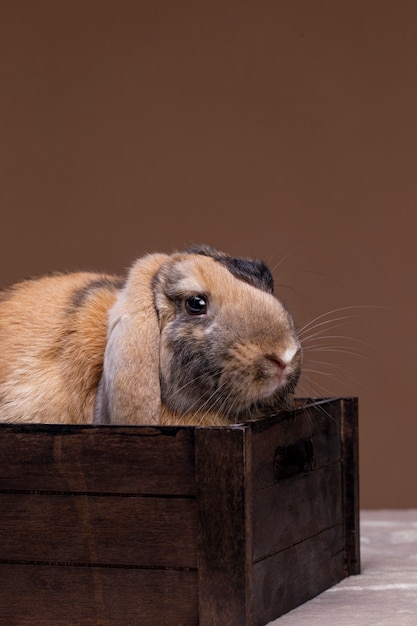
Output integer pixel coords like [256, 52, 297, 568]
[0, 246, 302, 426]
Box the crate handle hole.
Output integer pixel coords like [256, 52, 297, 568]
[273, 439, 315, 480]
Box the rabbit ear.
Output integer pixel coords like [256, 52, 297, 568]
[94, 253, 169, 425]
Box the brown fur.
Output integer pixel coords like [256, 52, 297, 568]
[0, 248, 302, 425]
[0, 273, 121, 423]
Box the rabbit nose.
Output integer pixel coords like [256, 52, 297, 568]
[267, 346, 300, 372]
[268, 356, 287, 372]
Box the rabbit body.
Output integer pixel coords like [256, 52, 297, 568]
[0, 247, 302, 425]
[0, 272, 123, 423]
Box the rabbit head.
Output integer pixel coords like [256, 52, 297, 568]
[94, 246, 302, 426]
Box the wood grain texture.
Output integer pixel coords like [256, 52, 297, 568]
[0, 424, 195, 494]
[0, 493, 197, 568]
[250, 398, 357, 623]
[0, 563, 198, 626]
[252, 463, 342, 562]
[195, 426, 253, 626]
[253, 524, 345, 626]
[341, 397, 361, 575]
[250, 399, 341, 491]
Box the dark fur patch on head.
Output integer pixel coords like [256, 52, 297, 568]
[186, 245, 274, 293]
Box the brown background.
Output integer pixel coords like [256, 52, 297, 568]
[1, 1, 416, 509]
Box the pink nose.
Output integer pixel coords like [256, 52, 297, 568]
[268, 356, 287, 372]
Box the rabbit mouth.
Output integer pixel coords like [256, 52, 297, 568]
[187, 365, 299, 420]
[160, 367, 299, 424]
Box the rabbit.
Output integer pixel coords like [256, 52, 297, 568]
[0, 245, 302, 426]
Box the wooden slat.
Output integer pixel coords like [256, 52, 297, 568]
[253, 524, 345, 625]
[252, 463, 343, 562]
[0, 563, 198, 626]
[250, 399, 342, 491]
[0, 494, 197, 568]
[0, 424, 195, 495]
[341, 397, 361, 575]
[195, 426, 253, 626]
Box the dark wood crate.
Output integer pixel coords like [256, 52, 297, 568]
[0, 397, 359, 626]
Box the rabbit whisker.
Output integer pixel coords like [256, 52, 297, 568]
[269, 247, 303, 275]
[181, 378, 232, 424]
[302, 367, 361, 389]
[304, 359, 363, 387]
[297, 314, 361, 339]
[303, 346, 373, 360]
[301, 334, 378, 352]
[297, 305, 379, 337]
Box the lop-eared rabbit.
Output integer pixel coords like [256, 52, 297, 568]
[0, 246, 302, 426]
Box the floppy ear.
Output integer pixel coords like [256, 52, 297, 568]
[94, 253, 169, 425]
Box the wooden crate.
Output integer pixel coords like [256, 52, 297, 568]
[0, 397, 359, 626]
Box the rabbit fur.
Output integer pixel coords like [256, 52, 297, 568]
[0, 246, 302, 425]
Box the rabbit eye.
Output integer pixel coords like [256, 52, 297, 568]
[185, 295, 208, 315]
